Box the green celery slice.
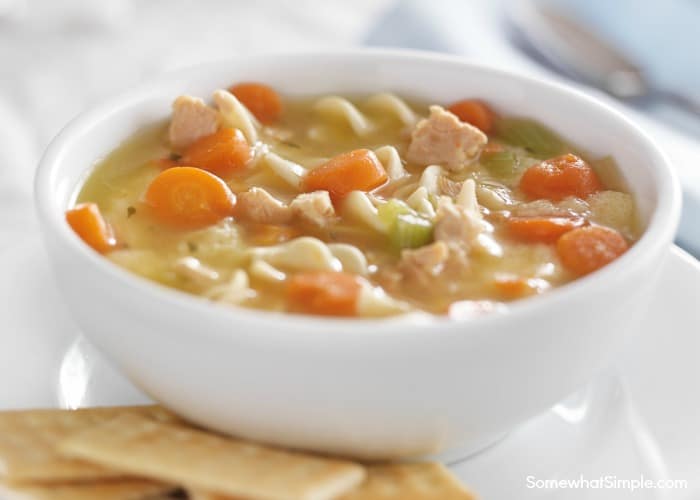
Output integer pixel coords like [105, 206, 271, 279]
[377, 199, 434, 249]
[481, 151, 519, 177]
[496, 118, 566, 159]
[377, 199, 416, 229]
[391, 214, 433, 249]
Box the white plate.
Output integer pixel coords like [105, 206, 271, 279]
[1, 236, 698, 498]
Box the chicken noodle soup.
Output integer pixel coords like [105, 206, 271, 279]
[68, 83, 640, 317]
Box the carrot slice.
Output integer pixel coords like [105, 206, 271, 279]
[447, 99, 496, 133]
[246, 224, 299, 246]
[519, 153, 602, 201]
[556, 226, 628, 276]
[65, 203, 116, 253]
[144, 167, 236, 229]
[182, 128, 252, 178]
[493, 277, 545, 299]
[287, 271, 362, 317]
[507, 216, 585, 243]
[229, 82, 283, 124]
[302, 149, 388, 204]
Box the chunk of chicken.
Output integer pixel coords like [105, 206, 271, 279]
[168, 95, 220, 150]
[438, 175, 462, 197]
[398, 241, 449, 287]
[406, 106, 487, 171]
[433, 195, 484, 260]
[290, 191, 335, 227]
[236, 187, 292, 224]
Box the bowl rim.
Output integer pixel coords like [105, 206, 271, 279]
[34, 48, 682, 335]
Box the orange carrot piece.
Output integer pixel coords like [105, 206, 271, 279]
[182, 128, 252, 178]
[229, 82, 283, 124]
[65, 203, 116, 254]
[447, 99, 496, 133]
[507, 216, 585, 243]
[302, 149, 388, 203]
[556, 226, 628, 276]
[287, 271, 362, 317]
[493, 277, 544, 299]
[144, 166, 236, 229]
[519, 153, 602, 201]
[246, 224, 299, 246]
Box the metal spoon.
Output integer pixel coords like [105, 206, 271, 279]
[508, 0, 700, 118]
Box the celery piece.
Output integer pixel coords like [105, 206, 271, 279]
[377, 199, 416, 230]
[391, 214, 433, 249]
[481, 151, 518, 177]
[497, 118, 565, 158]
[378, 199, 434, 249]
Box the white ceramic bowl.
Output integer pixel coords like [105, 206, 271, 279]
[35, 50, 680, 460]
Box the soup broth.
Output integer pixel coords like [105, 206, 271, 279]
[70, 84, 640, 317]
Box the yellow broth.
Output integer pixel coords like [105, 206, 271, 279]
[76, 92, 640, 316]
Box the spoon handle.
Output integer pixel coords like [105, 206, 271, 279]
[653, 89, 700, 121]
